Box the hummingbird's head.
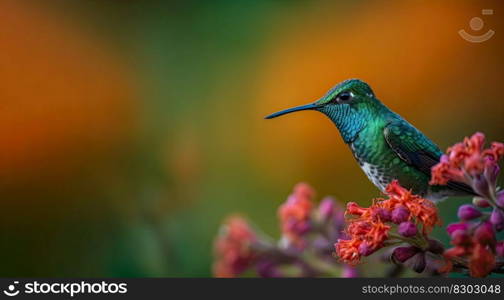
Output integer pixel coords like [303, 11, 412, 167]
[265, 79, 382, 143]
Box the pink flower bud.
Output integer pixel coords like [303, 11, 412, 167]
[474, 221, 496, 246]
[358, 242, 374, 256]
[472, 197, 490, 208]
[392, 246, 418, 263]
[255, 261, 281, 278]
[342, 266, 359, 278]
[497, 191, 504, 208]
[451, 229, 471, 246]
[496, 242, 504, 257]
[457, 204, 482, 221]
[398, 221, 417, 237]
[391, 206, 410, 224]
[446, 222, 469, 235]
[373, 208, 391, 222]
[490, 208, 504, 232]
[318, 197, 335, 221]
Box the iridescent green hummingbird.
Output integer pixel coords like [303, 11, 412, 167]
[265, 79, 474, 200]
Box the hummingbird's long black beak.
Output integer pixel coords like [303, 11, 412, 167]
[264, 103, 319, 119]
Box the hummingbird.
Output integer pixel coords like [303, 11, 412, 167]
[265, 79, 474, 201]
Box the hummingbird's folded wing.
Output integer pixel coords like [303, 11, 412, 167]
[383, 121, 475, 195]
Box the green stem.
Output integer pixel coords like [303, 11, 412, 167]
[301, 252, 342, 277]
[388, 233, 416, 245]
[388, 233, 428, 250]
[480, 188, 504, 213]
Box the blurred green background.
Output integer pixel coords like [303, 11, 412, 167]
[0, 0, 503, 277]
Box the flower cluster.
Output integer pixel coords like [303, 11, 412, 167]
[335, 180, 443, 273]
[213, 216, 258, 277]
[428, 132, 504, 277]
[442, 218, 503, 277]
[430, 132, 503, 199]
[439, 198, 504, 277]
[278, 183, 314, 248]
[213, 183, 353, 277]
[214, 132, 503, 277]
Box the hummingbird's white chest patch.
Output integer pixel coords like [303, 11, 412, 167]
[350, 143, 391, 192]
[360, 162, 388, 192]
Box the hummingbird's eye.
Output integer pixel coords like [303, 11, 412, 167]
[335, 91, 353, 103]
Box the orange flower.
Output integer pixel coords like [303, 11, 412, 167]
[213, 216, 257, 277]
[336, 209, 391, 265]
[430, 155, 465, 185]
[385, 181, 439, 234]
[335, 238, 361, 265]
[441, 245, 469, 274]
[335, 181, 439, 265]
[430, 132, 504, 185]
[469, 243, 496, 278]
[444, 243, 497, 278]
[365, 221, 391, 248]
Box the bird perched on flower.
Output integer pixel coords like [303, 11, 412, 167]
[266, 79, 475, 201]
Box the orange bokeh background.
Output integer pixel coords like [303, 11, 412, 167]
[0, 1, 137, 194]
[0, 0, 502, 276]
